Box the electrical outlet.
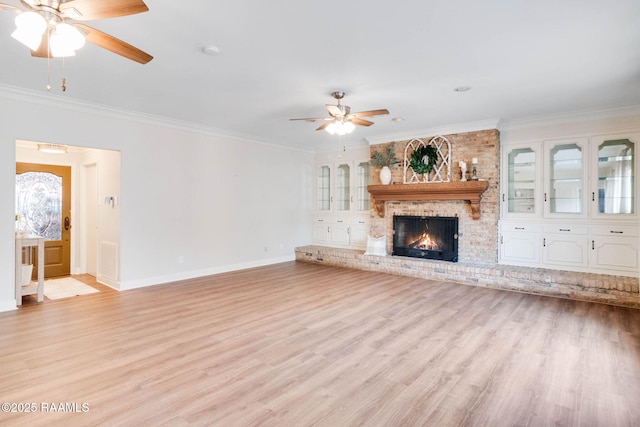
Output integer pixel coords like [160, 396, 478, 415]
[178, 256, 184, 264]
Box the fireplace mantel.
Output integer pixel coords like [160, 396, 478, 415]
[368, 180, 490, 219]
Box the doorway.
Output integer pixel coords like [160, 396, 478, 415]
[16, 163, 71, 278]
[84, 163, 97, 277]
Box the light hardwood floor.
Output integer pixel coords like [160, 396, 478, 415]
[1, 262, 639, 426]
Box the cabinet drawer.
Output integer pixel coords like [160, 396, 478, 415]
[542, 224, 588, 235]
[590, 225, 639, 237]
[500, 223, 542, 233]
[312, 216, 331, 224]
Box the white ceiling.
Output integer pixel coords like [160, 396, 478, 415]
[1, 0, 639, 151]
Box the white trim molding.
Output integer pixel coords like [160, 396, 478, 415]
[365, 119, 501, 146]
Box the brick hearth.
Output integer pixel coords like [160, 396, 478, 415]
[295, 245, 640, 308]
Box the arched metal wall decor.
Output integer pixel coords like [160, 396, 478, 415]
[403, 135, 451, 183]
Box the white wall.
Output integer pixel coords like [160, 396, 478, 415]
[1, 90, 314, 310]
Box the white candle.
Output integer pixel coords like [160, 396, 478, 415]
[472, 158, 478, 164]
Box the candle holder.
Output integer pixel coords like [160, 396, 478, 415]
[471, 165, 478, 180]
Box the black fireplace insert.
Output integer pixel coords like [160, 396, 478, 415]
[393, 215, 458, 262]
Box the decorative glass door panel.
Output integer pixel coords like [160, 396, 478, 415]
[335, 163, 351, 211]
[316, 165, 331, 211]
[356, 161, 370, 211]
[548, 143, 584, 214]
[15, 172, 62, 239]
[507, 148, 536, 214]
[597, 139, 634, 214]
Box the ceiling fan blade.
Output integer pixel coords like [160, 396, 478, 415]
[75, 23, 153, 64]
[289, 117, 332, 122]
[0, 3, 21, 12]
[351, 118, 375, 127]
[326, 105, 343, 117]
[351, 109, 390, 118]
[316, 122, 332, 131]
[30, 31, 50, 58]
[60, 0, 148, 21]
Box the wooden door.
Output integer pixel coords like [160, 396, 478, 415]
[16, 163, 71, 278]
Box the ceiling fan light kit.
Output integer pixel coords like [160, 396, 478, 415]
[49, 22, 85, 57]
[326, 120, 355, 136]
[2, 0, 153, 88]
[290, 91, 389, 136]
[11, 11, 47, 50]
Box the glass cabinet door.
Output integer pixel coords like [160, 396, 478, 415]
[506, 147, 536, 214]
[356, 161, 370, 212]
[595, 138, 635, 215]
[335, 162, 351, 212]
[316, 164, 331, 211]
[545, 139, 588, 216]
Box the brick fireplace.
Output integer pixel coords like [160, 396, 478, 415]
[368, 129, 500, 263]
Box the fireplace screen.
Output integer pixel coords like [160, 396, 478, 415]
[393, 216, 458, 262]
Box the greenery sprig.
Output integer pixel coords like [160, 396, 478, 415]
[409, 144, 438, 175]
[370, 142, 398, 167]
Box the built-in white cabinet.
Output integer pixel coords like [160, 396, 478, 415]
[590, 134, 636, 219]
[499, 222, 541, 265]
[541, 224, 589, 268]
[500, 131, 639, 276]
[312, 159, 370, 249]
[544, 138, 589, 218]
[315, 161, 370, 214]
[589, 225, 639, 274]
[503, 144, 541, 216]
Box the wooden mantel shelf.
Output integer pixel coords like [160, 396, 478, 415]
[368, 180, 490, 219]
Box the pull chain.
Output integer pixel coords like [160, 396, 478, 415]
[46, 28, 51, 91]
[61, 56, 66, 92]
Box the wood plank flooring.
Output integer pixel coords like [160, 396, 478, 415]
[1, 262, 639, 426]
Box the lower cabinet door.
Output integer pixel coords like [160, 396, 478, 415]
[590, 236, 639, 273]
[330, 220, 350, 246]
[312, 218, 330, 244]
[349, 219, 368, 248]
[542, 234, 588, 267]
[500, 231, 540, 265]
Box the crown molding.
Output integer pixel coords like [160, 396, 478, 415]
[364, 118, 501, 146]
[0, 84, 313, 153]
[499, 104, 640, 131]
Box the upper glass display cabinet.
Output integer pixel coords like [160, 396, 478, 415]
[335, 163, 351, 212]
[316, 164, 331, 211]
[506, 147, 537, 214]
[593, 136, 635, 216]
[544, 139, 588, 217]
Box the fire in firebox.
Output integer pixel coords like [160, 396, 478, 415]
[393, 215, 458, 262]
[409, 231, 439, 250]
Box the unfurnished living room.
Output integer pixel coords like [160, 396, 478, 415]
[1, 1, 639, 426]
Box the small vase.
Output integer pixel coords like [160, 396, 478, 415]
[379, 166, 392, 185]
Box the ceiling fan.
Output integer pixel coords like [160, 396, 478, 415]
[0, 0, 152, 64]
[290, 91, 389, 135]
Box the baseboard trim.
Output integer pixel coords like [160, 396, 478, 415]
[119, 255, 295, 291]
